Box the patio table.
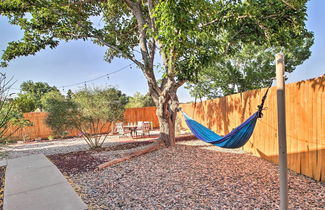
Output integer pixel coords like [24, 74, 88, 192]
[123, 125, 138, 137]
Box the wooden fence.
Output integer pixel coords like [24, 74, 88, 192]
[179, 75, 325, 182]
[124, 107, 159, 128]
[9, 107, 159, 141]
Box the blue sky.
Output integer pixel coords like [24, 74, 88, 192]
[0, 1, 324, 102]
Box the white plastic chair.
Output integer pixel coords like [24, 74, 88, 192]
[115, 122, 131, 137]
[137, 121, 151, 137]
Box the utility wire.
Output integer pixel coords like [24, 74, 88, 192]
[10, 63, 134, 92]
[59, 64, 133, 89]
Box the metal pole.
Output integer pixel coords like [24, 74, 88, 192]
[275, 53, 288, 210]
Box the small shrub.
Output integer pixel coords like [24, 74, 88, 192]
[46, 87, 128, 149]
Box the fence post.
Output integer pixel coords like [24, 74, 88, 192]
[276, 53, 288, 210]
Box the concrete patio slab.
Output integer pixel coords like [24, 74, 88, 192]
[4, 154, 87, 210]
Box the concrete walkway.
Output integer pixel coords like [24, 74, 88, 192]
[0, 159, 7, 167]
[4, 154, 87, 210]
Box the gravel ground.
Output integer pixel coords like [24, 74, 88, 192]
[0, 135, 160, 160]
[49, 141, 325, 209]
[0, 166, 5, 210]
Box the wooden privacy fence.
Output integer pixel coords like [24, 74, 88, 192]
[10, 113, 113, 140]
[179, 75, 325, 182]
[9, 107, 159, 141]
[124, 107, 159, 128]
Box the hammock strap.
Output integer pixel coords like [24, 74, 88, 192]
[257, 80, 273, 118]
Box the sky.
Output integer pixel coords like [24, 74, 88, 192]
[0, 1, 324, 103]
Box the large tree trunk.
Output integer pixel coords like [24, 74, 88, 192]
[126, 0, 185, 147]
[155, 88, 179, 147]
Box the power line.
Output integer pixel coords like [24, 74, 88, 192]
[9, 63, 134, 92]
[59, 64, 133, 89]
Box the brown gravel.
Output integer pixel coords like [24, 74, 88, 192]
[0, 166, 5, 210]
[48, 141, 325, 209]
[48, 141, 152, 175]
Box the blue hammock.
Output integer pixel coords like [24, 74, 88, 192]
[182, 111, 259, 148]
[182, 82, 271, 149]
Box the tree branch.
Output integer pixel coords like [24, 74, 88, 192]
[280, 0, 297, 10]
[123, 0, 161, 97]
[147, 0, 157, 67]
[98, 140, 163, 169]
[68, 0, 106, 6]
[176, 80, 186, 88]
[124, 0, 151, 69]
[94, 36, 144, 69]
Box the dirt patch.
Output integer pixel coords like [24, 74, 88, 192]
[49, 150, 103, 175]
[48, 141, 152, 175]
[93, 141, 153, 152]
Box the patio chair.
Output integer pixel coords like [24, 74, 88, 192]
[137, 121, 151, 137]
[115, 122, 131, 137]
[137, 121, 144, 129]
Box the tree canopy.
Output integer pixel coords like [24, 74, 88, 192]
[20, 81, 59, 111]
[186, 37, 313, 99]
[14, 93, 36, 113]
[0, 0, 312, 146]
[125, 92, 155, 108]
[40, 90, 65, 112]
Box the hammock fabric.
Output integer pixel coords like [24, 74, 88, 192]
[182, 111, 259, 148]
[182, 86, 270, 149]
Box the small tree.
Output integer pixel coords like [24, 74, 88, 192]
[73, 88, 128, 148]
[46, 87, 128, 149]
[0, 74, 32, 143]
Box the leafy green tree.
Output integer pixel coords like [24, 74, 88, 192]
[20, 81, 60, 111]
[186, 40, 313, 99]
[40, 90, 65, 112]
[0, 0, 312, 146]
[14, 93, 36, 113]
[125, 92, 155, 108]
[46, 87, 128, 149]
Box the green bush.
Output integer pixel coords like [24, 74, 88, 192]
[46, 87, 128, 149]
